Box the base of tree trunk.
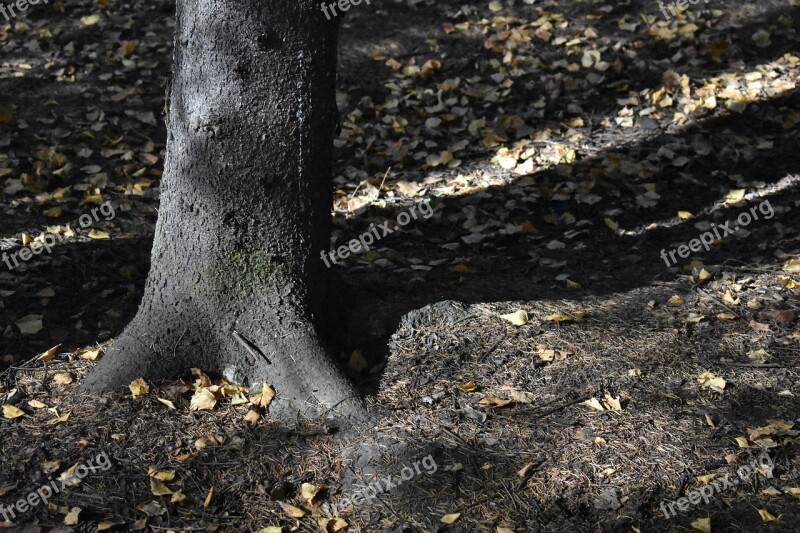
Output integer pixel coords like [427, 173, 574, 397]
[79, 296, 367, 422]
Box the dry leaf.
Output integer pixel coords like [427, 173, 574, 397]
[203, 486, 217, 508]
[190, 388, 217, 411]
[38, 344, 61, 362]
[64, 507, 82, 526]
[2, 405, 25, 419]
[279, 502, 306, 518]
[150, 478, 173, 496]
[500, 309, 528, 326]
[441, 513, 461, 525]
[690, 517, 711, 533]
[129, 378, 150, 397]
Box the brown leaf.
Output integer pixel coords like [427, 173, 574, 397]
[758, 309, 798, 324]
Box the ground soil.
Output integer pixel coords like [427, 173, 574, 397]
[0, 0, 799, 531]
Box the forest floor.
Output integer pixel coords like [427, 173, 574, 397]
[1, 0, 800, 531]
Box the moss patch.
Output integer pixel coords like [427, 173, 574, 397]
[214, 246, 278, 297]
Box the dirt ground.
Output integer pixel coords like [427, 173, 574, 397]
[1, 0, 799, 531]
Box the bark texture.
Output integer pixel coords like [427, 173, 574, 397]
[80, 0, 364, 420]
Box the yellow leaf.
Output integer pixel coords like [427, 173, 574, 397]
[499, 309, 528, 326]
[80, 14, 101, 25]
[441, 513, 461, 525]
[758, 509, 779, 522]
[157, 398, 176, 409]
[348, 350, 368, 372]
[43, 207, 62, 218]
[580, 397, 605, 411]
[97, 518, 125, 531]
[46, 411, 71, 425]
[678, 211, 693, 220]
[203, 486, 217, 508]
[724, 189, 746, 205]
[747, 349, 771, 364]
[544, 313, 572, 322]
[478, 397, 514, 407]
[690, 517, 710, 533]
[450, 263, 470, 273]
[696, 474, 715, 485]
[88, 229, 110, 240]
[723, 289, 739, 306]
[53, 372, 73, 385]
[735, 436, 750, 448]
[129, 378, 150, 398]
[785, 487, 800, 500]
[78, 348, 102, 361]
[783, 259, 800, 273]
[2, 405, 25, 419]
[150, 478, 173, 496]
[121, 40, 138, 55]
[148, 468, 176, 482]
[697, 371, 726, 391]
[64, 507, 82, 526]
[279, 502, 306, 518]
[37, 344, 61, 362]
[190, 388, 217, 411]
[301, 482, 326, 505]
[318, 518, 349, 533]
[668, 295, 685, 305]
[459, 380, 478, 392]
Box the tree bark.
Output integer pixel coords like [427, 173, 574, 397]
[80, 0, 365, 420]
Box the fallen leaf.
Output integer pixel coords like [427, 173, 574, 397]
[459, 380, 478, 392]
[150, 479, 173, 496]
[129, 378, 150, 398]
[758, 509, 779, 522]
[53, 372, 73, 385]
[478, 397, 514, 407]
[148, 468, 176, 482]
[190, 388, 217, 411]
[690, 517, 711, 533]
[747, 349, 771, 364]
[500, 309, 528, 326]
[441, 513, 461, 525]
[544, 313, 572, 322]
[2, 405, 25, 419]
[348, 350, 368, 372]
[64, 507, 82, 526]
[301, 483, 326, 505]
[38, 344, 61, 362]
[203, 486, 217, 508]
[16, 315, 43, 335]
[279, 502, 306, 518]
[698, 371, 726, 392]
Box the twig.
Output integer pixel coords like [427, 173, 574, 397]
[231, 330, 271, 365]
[531, 394, 592, 422]
[695, 287, 742, 319]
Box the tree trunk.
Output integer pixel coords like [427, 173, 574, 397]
[80, 0, 364, 420]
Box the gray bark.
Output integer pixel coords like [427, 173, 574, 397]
[80, 0, 365, 421]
